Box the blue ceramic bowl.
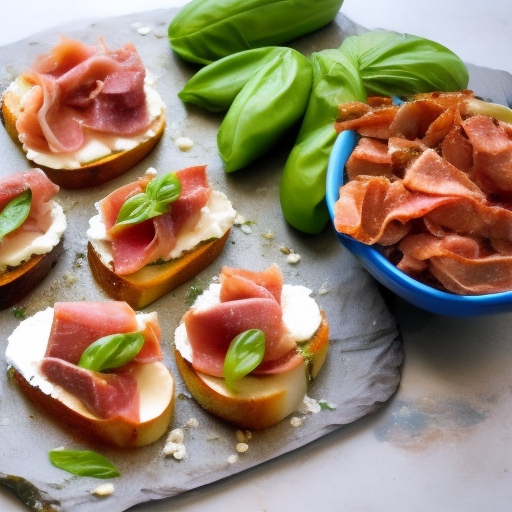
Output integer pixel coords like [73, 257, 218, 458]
[326, 130, 512, 317]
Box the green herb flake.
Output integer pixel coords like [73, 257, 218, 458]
[186, 285, 204, 305]
[318, 399, 337, 411]
[49, 450, 120, 479]
[11, 306, 26, 320]
[224, 329, 265, 393]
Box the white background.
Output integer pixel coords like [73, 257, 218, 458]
[2, 1, 512, 512]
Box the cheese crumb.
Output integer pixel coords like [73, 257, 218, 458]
[186, 417, 199, 428]
[290, 416, 303, 427]
[176, 137, 194, 151]
[91, 483, 115, 496]
[287, 253, 301, 265]
[236, 443, 249, 453]
[163, 428, 186, 459]
[300, 395, 321, 414]
[234, 214, 245, 226]
[228, 454, 239, 464]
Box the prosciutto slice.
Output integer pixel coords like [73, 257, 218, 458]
[333, 91, 512, 295]
[184, 265, 299, 378]
[16, 36, 150, 154]
[40, 358, 140, 422]
[44, 301, 162, 364]
[100, 166, 211, 275]
[0, 169, 60, 241]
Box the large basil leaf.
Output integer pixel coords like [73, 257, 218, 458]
[0, 189, 32, 242]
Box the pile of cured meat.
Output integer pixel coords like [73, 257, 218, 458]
[333, 91, 512, 295]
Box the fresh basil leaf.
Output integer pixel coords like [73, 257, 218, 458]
[49, 450, 120, 479]
[115, 173, 182, 228]
[78, 332, 144, 373]
[0, 189, 32, 242]
[223, 329, 265, 393]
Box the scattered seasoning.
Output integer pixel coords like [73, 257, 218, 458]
[73, 252, 86, 269]
[319, 399, 337, 411]
[91, 483, 115, 497]
[261, 230, 274, 240]
[11, 306, 25, 320]
[279, 246, 292, 255]
[290, 417, 303, 427]
[236, 443, 249, 453]
[186, 285, 204, 305]
[286, 253, 301, 265]
[175, 137, 194, 151]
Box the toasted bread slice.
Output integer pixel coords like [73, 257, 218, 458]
[174, 311, 329, 430]
[88, 229, 231, 309]
[1, 87, 166, 189]
[0, 237, 64, 310]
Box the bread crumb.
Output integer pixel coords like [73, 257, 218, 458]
[236, 442, 249, 453]
[290, 416, 303, 427]
[228, 454, 238, 464]
[176, 137, 194, 151]
[91, 483, 114, 496]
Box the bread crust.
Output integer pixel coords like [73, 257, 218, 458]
[11, 361, 175, 448]
[1, 88, 165, 189]
[0, 237, 64, 310]
[88, 229, 231, 309]
[174, 311, 329, 430]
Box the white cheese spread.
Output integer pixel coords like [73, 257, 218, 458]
[87, 187, 236, 271]
[0, 202, 66, 272]
[10, 73, 165, 170]
[174, 283, 322, 363]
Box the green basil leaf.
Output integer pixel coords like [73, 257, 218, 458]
[0, 189, 32, 242]
[49, 450, 120, 479]
[115, 173, 181, 228]
[223, 329, 265, 393]
[77, 332, 144, 372]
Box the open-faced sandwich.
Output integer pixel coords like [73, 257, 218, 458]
[0, 169, 66, 310]
[87, 165, 236, 309]
[1, 36, 166, 189]
[173, 264, 329, 430]
[6, 301, 175, 447]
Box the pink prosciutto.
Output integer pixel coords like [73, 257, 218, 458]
[184, 265, 301, 378]
[44, 301, 162, 364]
[98, 166, 211, 275]
[333, 91, 512, 295]
[0, 169, 59, 241]
[15, 36, 150, 154]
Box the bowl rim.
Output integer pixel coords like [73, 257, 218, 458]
[326, 129, 512, 309]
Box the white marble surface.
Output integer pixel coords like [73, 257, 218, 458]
[2, 1, 512, 511]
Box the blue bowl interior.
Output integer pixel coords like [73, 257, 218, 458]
[326, 131, 512, 317]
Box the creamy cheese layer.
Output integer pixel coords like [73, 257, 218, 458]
[87, 186, 236, 271]
[0, 202, 66, 272]
[174, 283, 322, 363]
[10, 72, 165, 170]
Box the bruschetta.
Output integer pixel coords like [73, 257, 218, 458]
[0, 169, 66, 310]
[6, 301, 175, 447]
[173, 264, 329, 430]
[87, 165, 236, 309]
[1, 36, 165, 189]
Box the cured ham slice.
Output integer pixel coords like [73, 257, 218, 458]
[345, 137, 393, 181]
[184, 265, 298, 378]
[335, 104, 399, 139]
[101, 166, 211, 275]
[333, 91, 512, 295]
[45, 301, 162, 364]
[16, 36, 150, 154]
[40, 357, 140, 422]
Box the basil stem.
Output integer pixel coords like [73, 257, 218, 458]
[49, 450, 120, 479]
[0, 189, 32, 242]
[223, 329, 265, 393]
[115, 173, 181, 228]
[77, 332, 144, 373]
